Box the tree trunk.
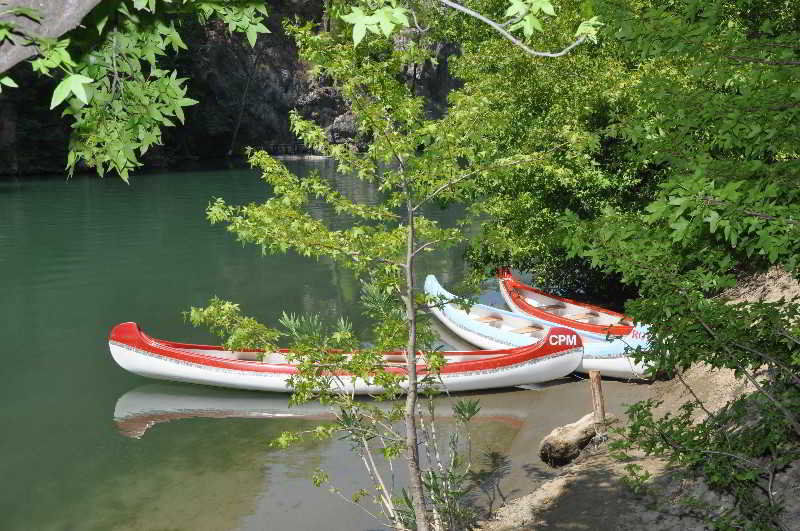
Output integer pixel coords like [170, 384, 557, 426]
[228, 49, 261, 156]
[403, 187, 430, 531]
[0, 0, 104, 75]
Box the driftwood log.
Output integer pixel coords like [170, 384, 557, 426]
[539, 412, 616, 467]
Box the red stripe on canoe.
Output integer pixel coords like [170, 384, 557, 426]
[109, 321, 581, 375]
[497, 268, 634, 337]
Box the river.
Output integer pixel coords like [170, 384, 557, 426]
[0, 160, 649, 530]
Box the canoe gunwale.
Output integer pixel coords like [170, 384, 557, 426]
[108, 321, 583, 380]
[497, 269, 634, 337]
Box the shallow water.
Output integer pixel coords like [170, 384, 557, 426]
[0, 161, 651, 530]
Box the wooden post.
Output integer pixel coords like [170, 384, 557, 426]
[589, 370, 607, 434]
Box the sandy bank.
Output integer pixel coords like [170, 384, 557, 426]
[480, 268, 800, 530]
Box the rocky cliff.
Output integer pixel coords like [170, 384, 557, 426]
[0, 5, 457, 177]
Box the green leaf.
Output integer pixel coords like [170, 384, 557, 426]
[246, 27, 257, 47]
[352, 23, 367, 46]
[705, 211, 720, 233]
[0, 75, 17, 88]
[96, 15, 109, 34]
[340, 7, 367, 24]
[68, 74, 93, 104]
[378, 12, 394, 37]
[505, 0, 529, 18]
[50, 78, 73, 109]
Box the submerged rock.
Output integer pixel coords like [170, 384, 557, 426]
[539, 412, 616, 467]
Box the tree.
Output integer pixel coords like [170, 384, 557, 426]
[1, 1, 596, 528]
[443, 0, 800, 526]
[0, 0, 271, 180]
[0, 0, 103, 75]
[1, 0, 599, 181]
[186, 6, 589, 526]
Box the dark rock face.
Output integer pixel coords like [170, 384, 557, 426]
[0, 65, 69, 176]
[0, 5, 458, 177]
[296, 85, 347, 128]
[406, 42, 462, 118]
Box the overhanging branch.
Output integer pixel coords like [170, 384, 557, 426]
[0, 0, 103, 75]
[438, 0, 587, 58]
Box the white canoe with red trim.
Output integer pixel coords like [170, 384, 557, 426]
[108, 321, 583, 394]
[425, 274, 651, 380]
[497, 268, 650, 344]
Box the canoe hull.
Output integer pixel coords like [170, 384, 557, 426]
[426, 275, 650, 380]
[497, 272, 650, 342]
[109, 322, 584, 394]
[110, 340, 321, 393]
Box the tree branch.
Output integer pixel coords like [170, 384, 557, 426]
[411, 239, 444, 258]
[0, 0, 103, 75]
[725, 55, 800, 66]
[438, 0, 587, 58]
[413, 149, 565, 211]
[695, 315, 800, 436]
[658, 430, 765, 471]
[701, 196, 800, 226]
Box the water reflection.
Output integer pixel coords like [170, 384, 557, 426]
[0, 161, 488, 531]
[113, 383, 532, 439]
[1, 161, 651, 530]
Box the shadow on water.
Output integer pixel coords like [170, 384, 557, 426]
[469, 451, 515, 517]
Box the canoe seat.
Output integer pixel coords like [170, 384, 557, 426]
[566, 312, 599, 321]
[539, 303, 566, 311]
[510, 325, 543, 334]
[474, 315, 501, 323]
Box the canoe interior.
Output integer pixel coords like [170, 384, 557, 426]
[509, 286, 628, 326]
[157, 339, 513, 364]
[461, 305, 548, 340]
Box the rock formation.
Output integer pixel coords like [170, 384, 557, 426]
[0, 4, 458, 177]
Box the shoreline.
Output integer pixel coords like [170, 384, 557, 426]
[480, 267, 800, 530]
[478, 365, 745, 530]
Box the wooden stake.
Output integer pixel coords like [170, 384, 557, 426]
[589, 370, 607, 434]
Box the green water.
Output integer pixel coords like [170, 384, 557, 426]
[0, 161, 507, 530]
[0, 161, 651, 530]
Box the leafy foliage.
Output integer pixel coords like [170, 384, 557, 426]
[447, 0, 800, 526]
[188, 14, 521, 529]
[4, 0, 270, 181]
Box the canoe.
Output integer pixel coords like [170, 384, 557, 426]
[497, 268, 651, 340]
[108, 321, 584, 394]
[113, 383, 531, 438]
[425, 275, 651, 380]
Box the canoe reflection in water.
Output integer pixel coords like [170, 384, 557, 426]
[113, 383, 541, 439]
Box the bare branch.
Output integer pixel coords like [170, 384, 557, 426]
[675, 369, 716, 420]
[411, 239, 444, 258]
[413, 150, 566, 211]
[695, 315, 800, 436]
[701, 196, 800, 226]
[305, 240, 406, 268]
[727, 337, 800, 388]
[725, 55, 800, 66]
[438, 0, 587, 58]
[409, 9, 429, 33]
[658, 430, 765, 471]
